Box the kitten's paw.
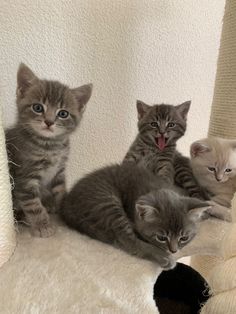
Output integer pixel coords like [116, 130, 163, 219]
[32, 222, 56, 238]
[206, 201, 232, 222]
[158, 256, 176, 270]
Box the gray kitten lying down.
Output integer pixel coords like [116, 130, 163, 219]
[61, 163, 228, 270]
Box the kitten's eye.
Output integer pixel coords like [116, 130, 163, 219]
[225, 168, 232, 173]
[156, 235, 168, 242]
[57, 110, 69, 119]
[208, 167, 215, 172]
[150, 122, 159, 128]
[179, 236, 189, 243]
[167, 122, 176, 128]
[32, 103, 44, 114]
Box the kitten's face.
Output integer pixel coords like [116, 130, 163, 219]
[136, 100, 191, 150]
[135, 189, 209, 254]
[16, 63, 92, 139]
[191, 138, 236, 183]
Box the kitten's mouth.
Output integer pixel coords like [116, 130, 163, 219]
[42, 127, 54, 133]
[155, 135, 167, 151]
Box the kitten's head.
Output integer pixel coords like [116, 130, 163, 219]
[135, 189, 210, 254]
[136, 100, 191, 150]
[16, 63, 93, 139]
[191, 137, 236, 183]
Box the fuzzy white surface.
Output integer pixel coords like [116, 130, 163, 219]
[0, 106, 15, 267]
[0, 218, 160, 314]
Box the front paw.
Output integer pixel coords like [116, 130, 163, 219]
[32, 222, 56, 238]
[206, 201, 232, 222]
[158, 256, 176, 270]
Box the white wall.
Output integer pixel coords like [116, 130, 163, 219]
[0, 0, 225, 187]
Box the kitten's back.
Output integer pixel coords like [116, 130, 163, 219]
[60, 163, 166, 232]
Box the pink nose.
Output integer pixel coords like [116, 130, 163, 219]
[44, 120, 54, 127]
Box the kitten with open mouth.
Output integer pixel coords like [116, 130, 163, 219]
[123, 100, 209, 200]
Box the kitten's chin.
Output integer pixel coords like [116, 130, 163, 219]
[33, 126, 65, 139]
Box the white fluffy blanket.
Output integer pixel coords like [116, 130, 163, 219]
[0, 218, 160, 313]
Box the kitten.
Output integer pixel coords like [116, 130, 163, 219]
[191, 137, 236, 207]
[60, 163, 211, 269]
[6, 63, 93, 237]
[123, 100, 208, 199]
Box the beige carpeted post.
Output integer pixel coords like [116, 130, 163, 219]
[190, 0, 236, 310]
[0, 106, 15, 267]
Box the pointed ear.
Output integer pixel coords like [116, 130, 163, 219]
[186, 198, 211, 222]
[135, 203, 158, 222]
[175, 100, 191, 120]
[71, 83, 93, 113]
[17, 63, 38, 98]
[190, 140, 211, 158]
[136, 100, 151, 120]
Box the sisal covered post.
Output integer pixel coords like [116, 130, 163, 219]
[0, 106, 15, 267]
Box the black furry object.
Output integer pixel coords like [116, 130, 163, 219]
[154, 262, 210, 314]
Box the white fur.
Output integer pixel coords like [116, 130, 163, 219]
[0, 218, 160, 313]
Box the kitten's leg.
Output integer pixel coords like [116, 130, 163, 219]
[154, 162, 175, 185]
[51, 169, 66, 212]
[16, 179, 55, 237]
[174, 152, 209, 200]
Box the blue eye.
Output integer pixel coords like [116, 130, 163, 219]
[167, 122, 176, 128]
[150, 122, 158, 128]
[32, 103, 44, 113]
[57, 110, 69, 119]
[225, 168, 232, 173]
[208, 167, 215, 172]
[156, 235, 168, 242]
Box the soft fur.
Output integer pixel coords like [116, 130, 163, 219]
[5, 63, 93, 237]
[123, 100, 208, 199]
[191, 136, 236, 207]
[61, 163, 212, 269]
[0, 219, 160, 313]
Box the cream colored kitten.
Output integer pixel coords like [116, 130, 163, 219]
[190, 137, 236, 207]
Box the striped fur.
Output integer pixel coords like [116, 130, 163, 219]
[6, 63, 92, 237]
[124, 100, 208, 199]
[61, 163, 210, 269]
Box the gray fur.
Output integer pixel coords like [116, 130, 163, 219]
[6, 63, 93, 237]
[123, 100, 208, 199]
[61, 163, 209, 269]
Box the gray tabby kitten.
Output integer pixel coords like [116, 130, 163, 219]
[61, 163, 211, 269]
[123, 100, 208, 199]
[6, 63, 92, 237]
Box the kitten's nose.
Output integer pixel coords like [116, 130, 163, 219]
[169, 248, 177, 253]
[44, 120, 54, 127]
[216, 174, 223, 182]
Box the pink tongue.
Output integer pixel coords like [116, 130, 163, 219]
[157, 135, 166, 151]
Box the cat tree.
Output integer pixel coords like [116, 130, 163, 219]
[0, 0, 236, 312]
[190, 0, 236, 312]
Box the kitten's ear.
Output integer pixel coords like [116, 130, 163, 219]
[71, 83, 93, 113]
[136, 100, 151, 120]
[17, 63, 38, 98]
[187, 198, 211, 222]
[136, 203, 158, 222]
[175, 100, 191, 120]
[190, 140, 211, 158]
